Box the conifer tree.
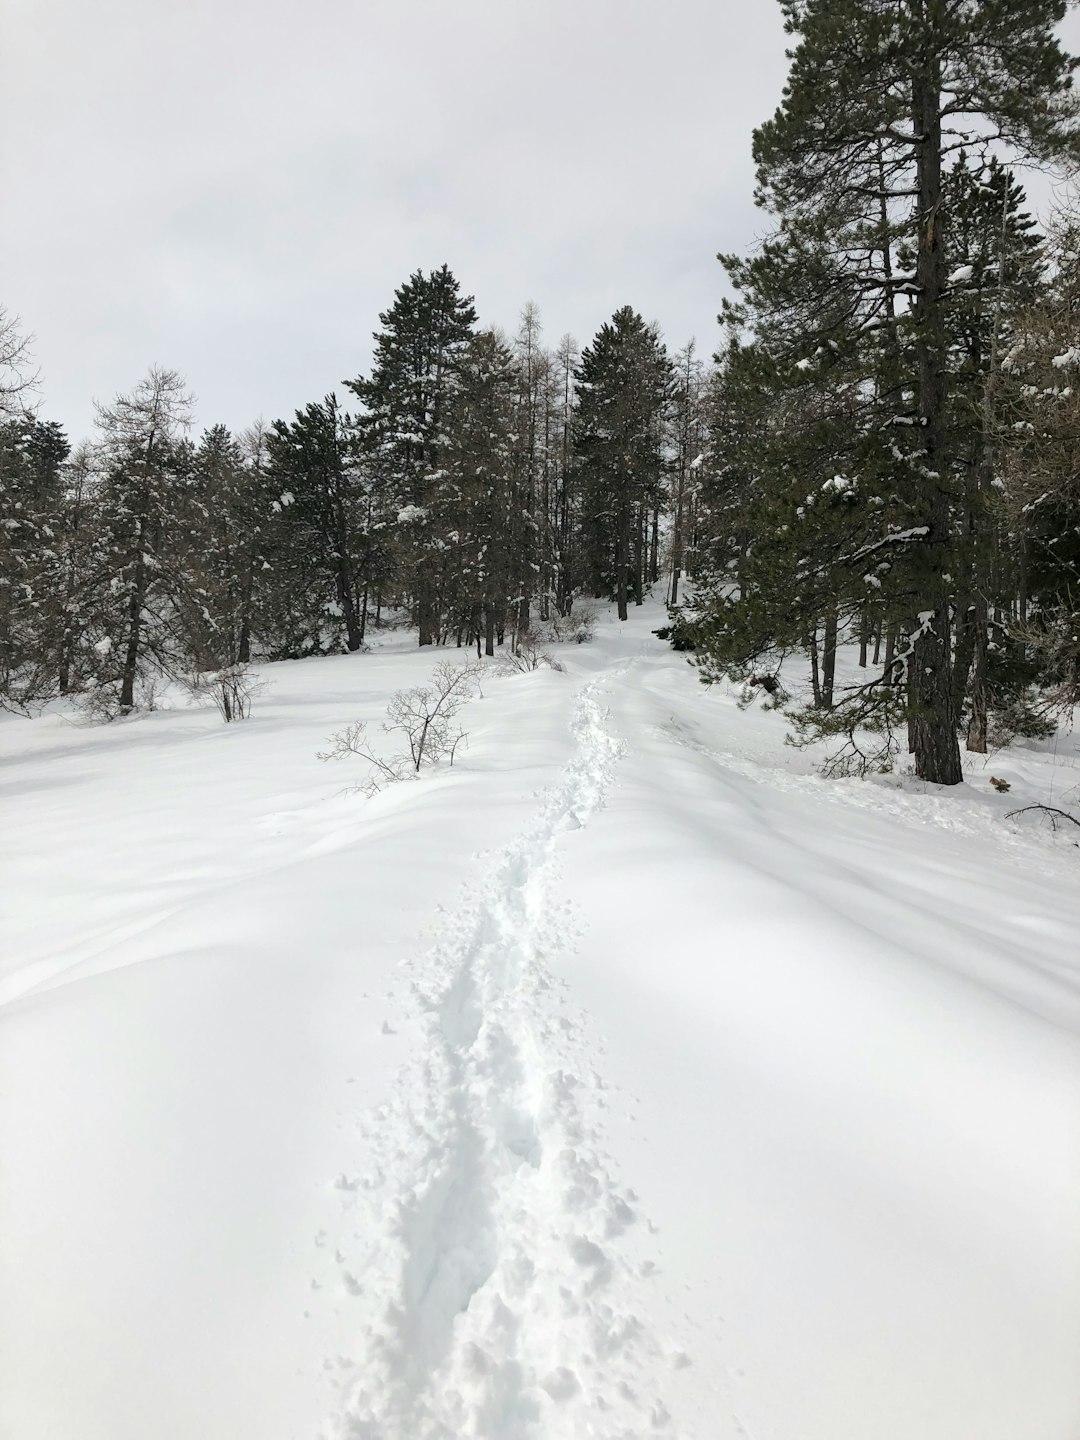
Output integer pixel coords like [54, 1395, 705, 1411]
[443, 329, 519, 653]
[0, 416, 70, 707]
[667, 340, 709, 608]
[575, 308, 672, 621]
[92, 367, 195, 711]
[175, 424, 272, 671]
[998, 209, 1080, 718]
[345, 266, 477, 645]
[264, 394, 369, 654]
[693, 0, 1080, 783]
[550, 333, 581, 617]
[944, 157, 1045, 748]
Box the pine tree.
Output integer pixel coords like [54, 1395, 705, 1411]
[667, 340, 709, 608]
[998, 209, 1080, 718]
[944, 157, 1046, 749]
[575, 308, 672, 621]
[694, 0, 1080, 783]
[443, 329, 519, 653]
[550, 333, 581, 617]
[264, 394, 369, 654]
[345, 266, 477, 645]
[172, 424, 274, 671]
[0, 415, 70, 708]
[92, 367, 195, 711]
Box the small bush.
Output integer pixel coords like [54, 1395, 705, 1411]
[545, 601, 597, 645]
[495, 632, 565, 675]
[184, 662, 263, 722]
[321, 658, 480, 795]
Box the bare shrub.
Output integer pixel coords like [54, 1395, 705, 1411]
[544, 600, 597, 645]
[73, 669, 165, 723]
[205, 664, 262, 722]
[180, 661, 263, 722]
[320, 658, 479, 795]
[74, 683, 125, 724]
[495, 631, 565, 675]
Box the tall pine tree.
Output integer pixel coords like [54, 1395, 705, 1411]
[693, 0, 1079, 782]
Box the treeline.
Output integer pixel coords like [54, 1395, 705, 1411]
[0, 278, 700, 717]
[683, 0, 1080, 784]
[7, 0, 1080, 789]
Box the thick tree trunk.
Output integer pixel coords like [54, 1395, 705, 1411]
[822, 605, 838, 709]
[417, 575, 436, 647]
[808, 629, 822, 708]
[484, 603, 495, 657]
[337, 557, 362, 652]
[909, 44, 963, 785]
[616, 497, 630, 621]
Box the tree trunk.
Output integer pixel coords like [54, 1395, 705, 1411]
[883, 620, 897, 682]
[484, 603, 495, 657]
[616, 496, 630, 621]
[120, 525, 148, 711]
[417, 574, 436, 647]
[908, 41, 963, 785]
[670, 463, 686, 608]
[951, 601, 975, 720]
[337, 555, 362, 652]
[966, 597, 989, 752]
[808, 629, 822, 708]
[822, 605, 838, 709]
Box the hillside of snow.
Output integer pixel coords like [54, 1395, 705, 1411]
[2, 600, 1078, 1440]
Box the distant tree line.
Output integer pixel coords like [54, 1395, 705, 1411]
[0, 278, 689, 718]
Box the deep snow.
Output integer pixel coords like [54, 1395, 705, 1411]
[2, 600, 1078, 1439]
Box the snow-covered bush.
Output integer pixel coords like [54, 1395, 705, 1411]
[495, 632, 565, 675]
[544, 601, 597, 645]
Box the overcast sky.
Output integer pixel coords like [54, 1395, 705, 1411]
[1, 0, 791, 438]
[4, 1, 1080, 442]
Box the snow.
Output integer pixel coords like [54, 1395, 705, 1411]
[2, 602, 1079, 1440]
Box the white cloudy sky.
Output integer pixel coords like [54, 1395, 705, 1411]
[3, 0, 1079, 441]
[2, 0, 790, 437]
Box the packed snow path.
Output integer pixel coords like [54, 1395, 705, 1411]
[2, 600, 1078, 1440]
[325, 678, 688, 1437]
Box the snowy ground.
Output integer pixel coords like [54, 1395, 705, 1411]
[2, 599, 1078, 1440]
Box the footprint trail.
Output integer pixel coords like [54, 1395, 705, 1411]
[323, 679, 693, 1439]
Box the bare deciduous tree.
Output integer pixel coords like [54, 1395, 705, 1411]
[0, 306, 39, 418]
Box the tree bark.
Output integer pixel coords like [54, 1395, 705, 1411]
[808, 629, 822, 708]
[908, 33, 963, 785]
[966, 596, 989, 752]
[822, 605, 838, 709]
